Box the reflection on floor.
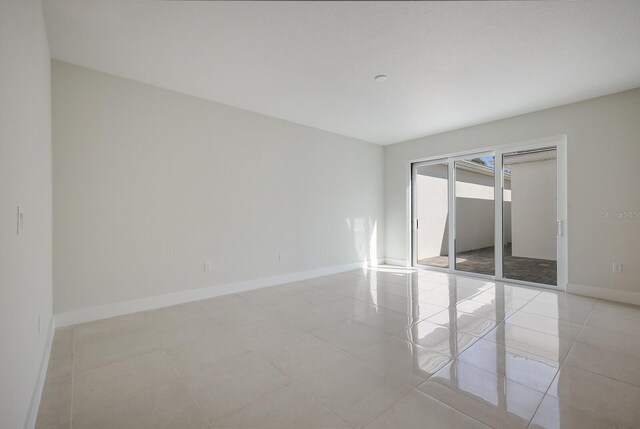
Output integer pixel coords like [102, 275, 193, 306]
[36, 267, 639, 429]
[418, 244, 557, 285]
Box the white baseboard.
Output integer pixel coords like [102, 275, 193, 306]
[567, 283, 640, 306]
[55, 260, 374, 327]
[369, 258, 386, 267]
[385, 258, 409, 267]
[23, 317, 55, 429]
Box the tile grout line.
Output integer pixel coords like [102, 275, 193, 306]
[229, 302, 367, 428]
[563, 301, 640, 389]
[417, 288, 555, 419]
[58, 271, 638, 429]
[318, 271, 640, 427]
[158, 316, 309, 429]
[305, 278, 502, 427]
[162, 347, 213, 429]
[411, 387, 495, 429]
[212, 381, 356, 429]
[359, 389, 415, 428]
[416, 290, 556, 429]
[523, 298, 599, 429]
[284, 315, 426, 428]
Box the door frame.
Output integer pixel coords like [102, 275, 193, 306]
[411, 158, 451, 272]
[407, 135, 568, 290]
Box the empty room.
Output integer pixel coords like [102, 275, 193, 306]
[3, 1, 640, 428]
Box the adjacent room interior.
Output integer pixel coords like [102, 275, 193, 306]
[3, 1, 640, 429]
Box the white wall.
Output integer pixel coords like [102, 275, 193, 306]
[52, 61, 384, 314]
[385, 87, 640, 297]
[0, 1, 53, 428]
[511, 159, 557, 260]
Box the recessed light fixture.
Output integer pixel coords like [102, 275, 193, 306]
[374, 74, 388, 82]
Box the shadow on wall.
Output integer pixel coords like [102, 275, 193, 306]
[416, 169, 499, 259]
[432, 198, 508, 258]
[416, 163, 512, 260]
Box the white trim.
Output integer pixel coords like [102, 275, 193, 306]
[410, 157, 452, 270]
[448, 160, 456, 271]
[567, 283, 640, 306]
[494, 151, 504, 279]
[23, 317, 55, 429]
[385, 258, 409, 267]
[411, 162, 417, 268]
[407, 134, 568, 291]
[55, 261, 374, 327]
[407, 134, 567, 165]
[407, 158, 416, 269]
[495, 135, 568, 291]
[557, 136, 569, 291]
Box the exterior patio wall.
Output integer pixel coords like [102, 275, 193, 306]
[416, 166, 511, 259]
[511, 159, 557, 260]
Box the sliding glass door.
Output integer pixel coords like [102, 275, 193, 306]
[499, 147, 558, 285]
[411, 140, 563, 288]
[453, 154, 495, 276]
[412, 160, 450, 269]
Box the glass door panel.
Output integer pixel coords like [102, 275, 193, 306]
[454, 155, 495, 276]
[502, 148, 557, 285]
[412, 141, 563, 289]
[414, 161, 450, 268]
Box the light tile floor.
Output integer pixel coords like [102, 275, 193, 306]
[36, 267, 640, 429]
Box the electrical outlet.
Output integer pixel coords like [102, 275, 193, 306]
[203, 262, 212, 272]
[278, 253, 285, 262]
[612, 263, 622, 273]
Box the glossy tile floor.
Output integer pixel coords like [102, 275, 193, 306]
[36, 267, 640, 429]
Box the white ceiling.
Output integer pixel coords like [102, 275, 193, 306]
[43, 1, 640, 145]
